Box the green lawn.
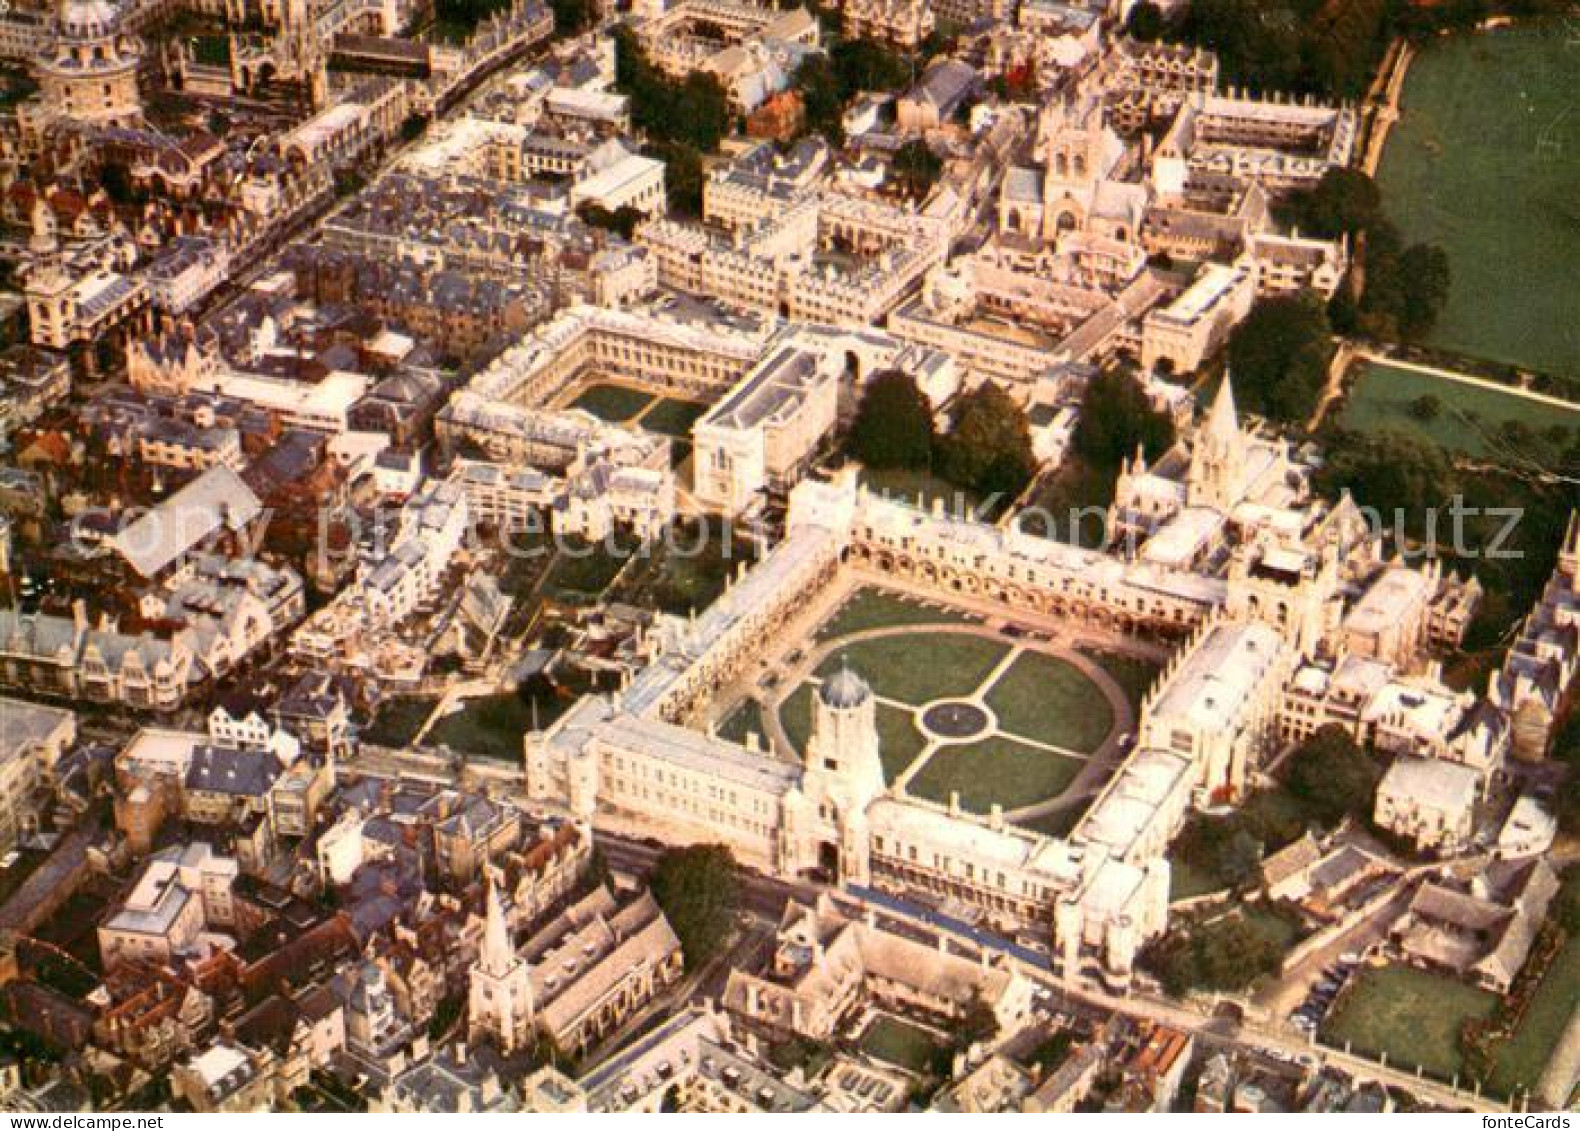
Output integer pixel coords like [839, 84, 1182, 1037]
[779, 684, 815, 753]
[1015, 805, 1084, 839]
[1085, 649, 1162, 713]
[1377, 24, 1580, 378]
[570, 383, 653, 422]
[860, 1015, 945, 1074]
[859, 466, 985, 517]
[908, 736, 1083, 813]
[876, 705, 928, 782]
[362, 696, 436, 748]
[984, 652, 1112, 753]
[1169, 860, 1227, 901]
[1322, 964, 1498, 1082]
[639, 397, 708, 437]
[1487, 873, 1580, 1098]
[542, 538, 638, 604]
[815, 634, 1008, 706]
[427, 693, 535, 762]
[717, 698, 765, 746]
[607, 519, 757, 616]
[1340, 362, 1580, 461]
[815, 588, 978, 642]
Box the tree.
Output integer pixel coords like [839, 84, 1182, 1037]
[830, 37, 912, 97]
[576, 202, 645, 239]
[651, 844, 739, 971]
[1315, 427, 1455, 522]
[549, 0, 593, 36]
[1290, 167, 1381, 239]
[849, 369, 936, 470]
[793, 54, 846, 145]
[1124, 0, 1166, 40]
[648, 141, 705, 216]
[891, 139, 942, 201]
[1395, 243, 1451, 339]
[1284, 724, 1380, 828]
[1226, 292, 1333, 424]
[614, 25, 732, 153]
[1357, 222, 1452, 341]
[1071, 366, 1176, 469]
[1408, 393, 1442, 422]
[935, 383, 1037, 499]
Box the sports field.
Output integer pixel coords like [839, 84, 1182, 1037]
[1377, 25, 1580, 377]
[1341, 361, 1580, 459]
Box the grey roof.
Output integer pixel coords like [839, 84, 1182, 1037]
[113, 466, 263, 578]
[184, 744, 284, 797]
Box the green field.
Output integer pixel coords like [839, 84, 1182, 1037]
[859, 466, 984, 515]
[1086, 649, 1162, 713]
[908, 736, 1083, 813]
[860, 1015, 945, 1073]
[1322, 964, 1498, 1081]
[1377, 25, 1580, 377]
[815, 588, 979, 642]
[1487, 873, 1580, 1098]
[875, 705, 929, 782]
[1341, 362, 1580, 459]
[571, 383, 653, 422]
[814, 635, 1008, 706]
[362, 696, 435, 748]
[718, 698, 765, 745]
[984, 652, 1112, 753]
[427, 693, 533, 762]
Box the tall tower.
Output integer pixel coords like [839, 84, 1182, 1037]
[282, 0, 327, 109]
[803, 665, 884, 884]
[1187, 375, 1247, 511]
[467, 872, 535, 1055]
[807, 665, 884, 807]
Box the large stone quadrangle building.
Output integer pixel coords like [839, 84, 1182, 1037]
[522, 379, 1490, 990]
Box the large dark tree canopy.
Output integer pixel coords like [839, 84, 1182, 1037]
[849, 369, 936, 471]
[935, 383, 1037, 499]
[1289, 167, 1382, 239]
[1071, 367, 1176, 470]
[651, 844, 739, 971]
[1226, 292, 1333, 425]
[1284, 724, 1380, 828]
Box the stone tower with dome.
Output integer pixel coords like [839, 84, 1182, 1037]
[800, 664, 885, 885]
[34, 0, 143, 127]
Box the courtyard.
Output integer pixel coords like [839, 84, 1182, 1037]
[743, 587, 1140, 821]
[567, 380, 708, 438]
[858, 1014, 948, 1075]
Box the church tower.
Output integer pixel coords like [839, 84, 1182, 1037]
[1187, 375, 1248, 512]
[802, 665, 884, 884]
[467, 871, 535, 1055]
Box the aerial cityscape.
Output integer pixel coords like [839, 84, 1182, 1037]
[0, 0, 1574, 1111]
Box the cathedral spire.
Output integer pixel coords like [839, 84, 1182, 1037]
[1205, 374, 1239, 445]
[480, 869, 514, 978]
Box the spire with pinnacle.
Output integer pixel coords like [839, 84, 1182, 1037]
[1205, 373, 1239, 446]
[480, 868, 515, 978]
